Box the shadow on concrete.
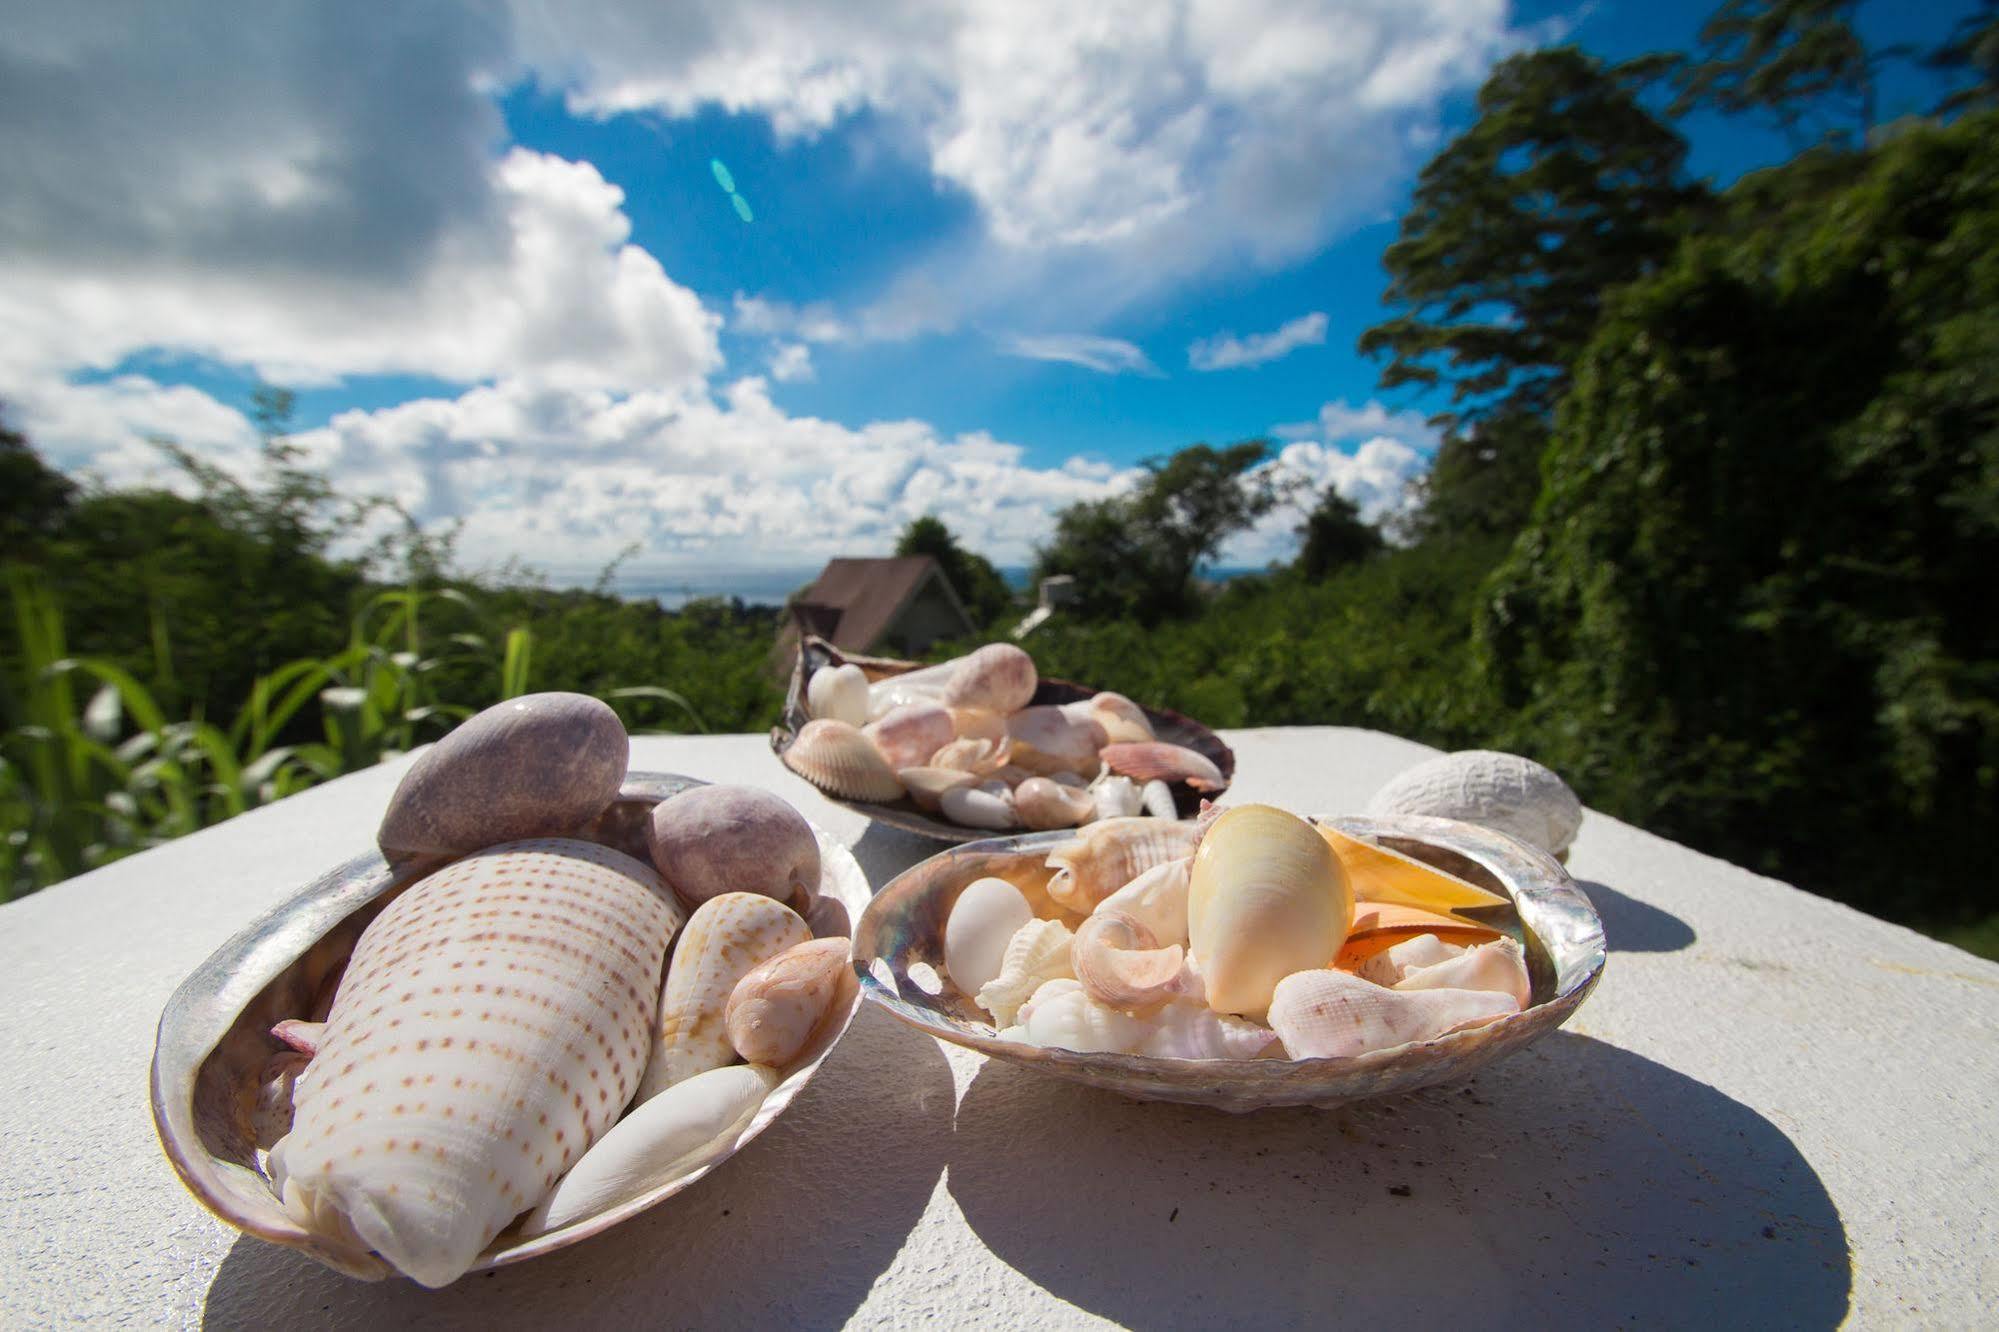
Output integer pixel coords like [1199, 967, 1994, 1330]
[203, 1003, 953, 1329]
[949, 1032, 1848, 1328]
[849, 821, 949, 896]
[1579, 880, 1698, 954]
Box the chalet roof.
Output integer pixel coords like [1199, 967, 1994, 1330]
[790, 555, 972, 652]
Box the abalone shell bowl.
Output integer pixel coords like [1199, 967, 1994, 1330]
[150, 772, 871, 1282]
[772, 635, 1236, 842]
[852, 813, 1605, 1113]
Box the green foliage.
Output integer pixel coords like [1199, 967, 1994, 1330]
[1358, 48, 1707, 428]
[1295, 488, 1384, 579]
[1399, 406, 1551, 544]
[1928, 1, 1999, 113]
[895, 515, 1016, 629]
[1670, 0, 1879, 143]
[0, 415, 77, 551]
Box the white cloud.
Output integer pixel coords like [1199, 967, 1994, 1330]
[731, 295, 853, 345]
[1001, 333, 1160, 376]
[1188, 311, 1329, 371]
[1221, 435, 1427, 566]
[1274, 397, 1442, 453]
[767, 342, 815, 383]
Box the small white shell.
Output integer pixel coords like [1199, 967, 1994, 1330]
[1140, 779, 1176, 821]
[1008, 979, 1273, 1059]
[1392, 937, 1531, 1008]
[1088, 773, 1144, 820]
[783, 719, 905, 803]
[1267, 969, 1517, 1059]
[1093, 857, 1191, 946]
[974, 918, 1076, 1027]
[1356, 932, 1463, 986]
[806, 663, 870, 726]
[940, 780, 1019, 831]
[1367, 750, 1583, 859]
[943, 877, 1034, 996]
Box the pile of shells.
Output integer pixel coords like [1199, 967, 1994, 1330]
[779, 640, 1232, 837]
[154, 693, 865, 1288]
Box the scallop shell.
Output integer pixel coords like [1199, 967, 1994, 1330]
[1014, 776, 1097, 831]
[1367, 750, 1583, 859]
[648, 784, 820, 909]
[806, 663, 870, 726]
[1187, 805, 1353, 1019]
[974, 918, 1076, 1027]
[725, 937, 852, 1067]
[640, 892, 810, 1102]
[1005, 979, 1274, 1059]
[944, 877, 1035, 996]
[1099, 741, 1227, 793]
[265, 838, 679, 1288]
[782, 718, 904, 803]
[1267, 968, 1518, 1060]
[376, 693, 627, 859]
[941, 643, 1038, 714]
[862, 702, 956, 771]
[1045, 817, 1205, 913]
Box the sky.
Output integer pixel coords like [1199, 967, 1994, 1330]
[0, 1, 1978, 598]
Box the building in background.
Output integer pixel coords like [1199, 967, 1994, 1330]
[782, 555, 975, 660]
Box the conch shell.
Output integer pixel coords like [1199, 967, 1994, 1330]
[1366, 750, 1583, 859]
[1072, 909, 1192, 1013]
[1187, 804, 1352, 1018]
[974, 919, 1075, 1027]
[782, 719, 904, 803]
[1267, 968, 1517, 1059]
[1005, 979, 1273, 1059]
[1387, 936, 1531, 1008]
[639, 893, 809, 1102]
[1045, 817, 1204, 913]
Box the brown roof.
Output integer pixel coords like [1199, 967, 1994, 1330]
[790, 555, 972, 652]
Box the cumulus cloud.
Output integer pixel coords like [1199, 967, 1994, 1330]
[1275, 397, 1443, 453]
[1188, 311, 1329, 371]
[767, 343, 815, 383]
[1001, 333, 1160, 376]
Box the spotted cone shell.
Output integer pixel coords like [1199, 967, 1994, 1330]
[265, 838, 683, 1288]
[639, 893, 809, 1102]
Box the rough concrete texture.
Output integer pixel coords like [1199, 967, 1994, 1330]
[1, 728, 1993, 1327]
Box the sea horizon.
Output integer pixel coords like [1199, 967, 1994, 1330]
[605, 563, 1273, 611]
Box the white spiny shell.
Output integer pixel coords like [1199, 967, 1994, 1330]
[782, 719, 905, 803]
[940, 779, 1019, 830]
[1088, 773, 1144, 820]
[944, 877, 1033, 996]
[639, 893, 809, 1102]
[862, 703, 956, 771]
[974, 919, 1076, 1027]
[725, 937, 852, 1066]
[1268, 968, 1518, 1059]
[806, 663, 870, 726]
[521, 1064, 780, 1237]
[1008, 979, 1273, 1059]
[1367, 750, 1583, 859]
[1045, 816, 1204, 913]
[941, 643, 1038, 714]
[1188, 805, 1352, 1018]
[1093, 858, 1191, 946]
[266, 838, 681, 1288]
[1014, 776, 1096, 830]
[1356, 932, 1464, 987]
[1392, 937, 1531, 1008]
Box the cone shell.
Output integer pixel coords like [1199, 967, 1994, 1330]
[806, 663, 870, 727]
[648, 784, 820, 909]
[782, 719, 904, 803]
[941, 643, 1038, 714]
[265, 838, 681, 1288]
[376, 693, 627, 859]
[639, 893, 809, 1102]
[1099, 742, 1226, 793]
[1367, 750, 1583, 859]
[863, 703, 956, 771]
[1268, 968, 1518, 1059]
[1187, 805, 1353, 1018]
[725, 937, 852, 1067]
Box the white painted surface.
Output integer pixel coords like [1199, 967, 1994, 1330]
[2, 727, 1994, 1327]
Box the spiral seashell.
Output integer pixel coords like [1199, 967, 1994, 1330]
[1014, 776, 1097, 830]
[1188, 805, 1353, 1019]
[648, 784, 820, 909]
[974, 919, 1076, 1027]
[725, 937, 852, 1067]
[1391, 936, 1531, 1008]
[1006, 979, 1274, 1059]
[897, 766, 977, 812]
[941, 779, 1020, 830]
[521, 1064, 780, 1237]
[1006, 707, 1108, 779]
[1366, 750, 1583, 859]
[640, 893, 810, 1102]
[1072, 909, 1191, 1013]
[1098, 742, 1226, 793]
[944, 877, 1034, 996]
[1087, 773, 1144, 820]
[376, 693, 627, 860]
[1355, 932, 1463, 987]
[1313, 822, 1510, 921]
[941, 643, 1038, 714]
[1093, 857, 1191, 946]
[862, 703, 956, 771]
[948, 707, 1008, 742]
[266, 838, 681, 1288]
[806, 663, 870, 726]
[929, 735, 1011, 776]
[1267, 968, 1517, 1059]
[782, 719, 904, 803]
[1046, 816, 1204, 913]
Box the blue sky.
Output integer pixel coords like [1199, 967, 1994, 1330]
[1, 0, 1981, 590]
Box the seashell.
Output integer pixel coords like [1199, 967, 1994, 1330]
[1356, 932, 1465, 986]
[1014, 776, 1097, 831]
[725, 937, 852, 1066]
[990, 764, 1035, 788]
[1050, 771, 1087, 788]
[376, 693, 627, 859]
[948, 707, 1008, 742]
[1367, 750, 1583, 859]
[1072, 909, 1189, 1013]
[782, 719, 904, 803]
[940, 780, 1019, 830]
[806, 663, 870, 727]
[521, 1064, 780, 1237]
[1188, 805, 1353, 1019]
[266, 838, 680, 1288]
[1140, 779, 1176, 821]
[1087, 773, 1144, 820]
[640, 893, 810, 1102]
[1061, 691, 1156, 745]
[1093, 857, 1191, 946]
[862, 702, 956, 771]
[804, 893, 851, 940]
[1313, 822, 1510, 921]
[1392, 936, 1531, 1008]
[1267, 968, 1518, 1059]
[865, 658, 960, 719]
[1098, 741, 1226, 793]
[648, 784, 820, 909]
[944, 877, 1034, 995]
[1045, 816, 1205, 913]
[898, 766, 977, 812]
[252, 1052, 311, 1150]
[941, 643, 1038, 714]
[930, 735, 1011, 776]
[974, 918, 1076, 1026]
[1006, 707, 1108, 779]
[1008, 979, 1274, 1059]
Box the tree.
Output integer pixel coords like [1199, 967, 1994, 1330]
[1669, 0, 1881, 145]
[1295, 488, 1383, 579]
[1358, 48, 1705, 432]
[1035, 441, 1282, 622]
[0, 412, 77, 551]
[1399, 406, 1550, 544]
[894, 515, 1015, 628]
[1928, 0, 1999, 114]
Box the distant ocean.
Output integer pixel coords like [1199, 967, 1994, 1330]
[610, 563, 1270, 610]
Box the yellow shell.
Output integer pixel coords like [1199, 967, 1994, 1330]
[1313, 823, 1509, 921]
[1187, 804, 1352, 1018]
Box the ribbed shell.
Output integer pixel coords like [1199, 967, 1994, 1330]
[639, 893, 809, 1102]
[1366, 750, 1583, 858]
[1045, 817, 1204, 912]
[781, 719, 904, 803]
[266, 838, 682, 1288]
[1267, 968, 1517, 1060]
[974, 918, 1076, 1027]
